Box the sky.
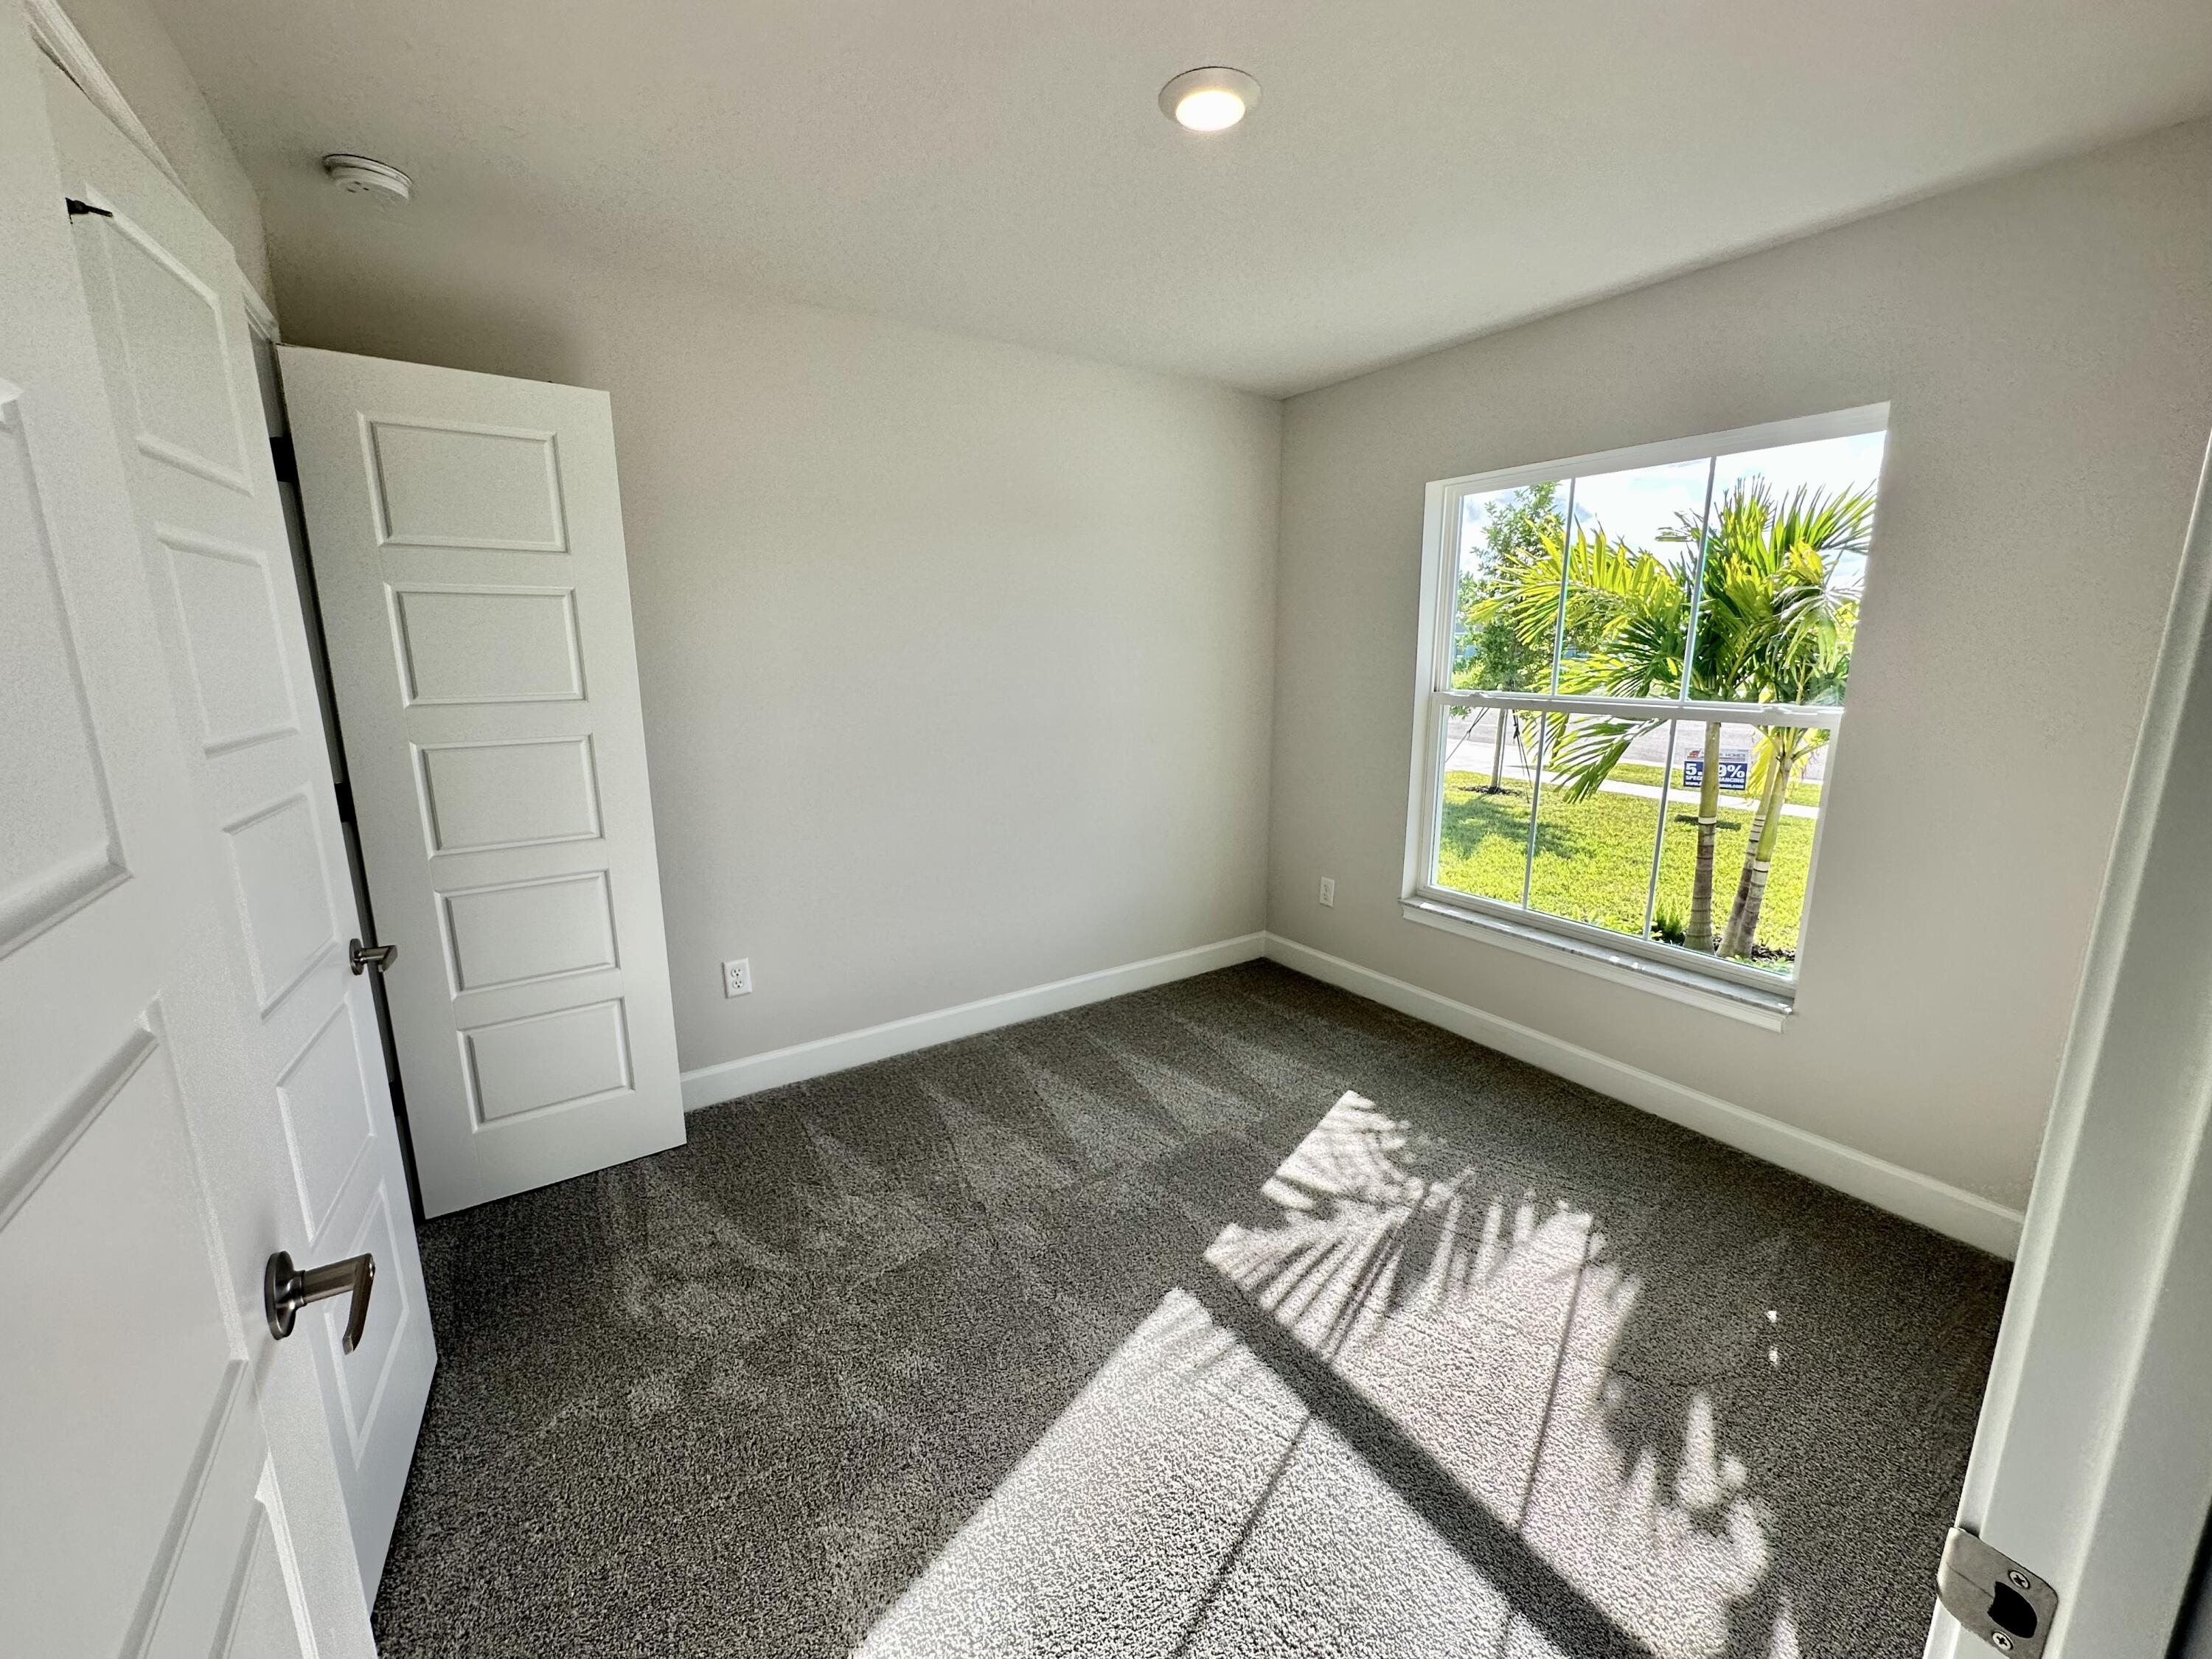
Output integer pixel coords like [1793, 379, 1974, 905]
[1461, 430, 1888, 589]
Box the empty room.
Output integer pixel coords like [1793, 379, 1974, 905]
[5, 0, 2212, 1655]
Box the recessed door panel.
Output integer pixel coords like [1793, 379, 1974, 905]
[415, 736, 602, 855]
[161, 529, 299, 754]
[88, 206, 248, 490]
[367, 418, 565, 551]
[0, 392, 124, 953]
[274, 992, 378, 1238]
[212, 1506, 312, 1659]
[440, 870, 617, 992]
[390, 585, 582, 705]
[319, 1182, 414, 1458]
[462, 998, 633, 1124]
[222, 793, 336, 1012]
[0, 1029, 237, 1646]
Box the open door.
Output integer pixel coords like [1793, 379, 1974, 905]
[1929, 428, 2212, 1657]
[1, 13, 371, 1655]
[41, 55, 436, 1598]
[279, 348, 686, 1217]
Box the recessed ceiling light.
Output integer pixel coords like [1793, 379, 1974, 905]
[1160, 66, 1260, 133]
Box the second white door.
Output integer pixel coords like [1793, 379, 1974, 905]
[282, 348, 686, 1217]
[45, 58, 433, 1598]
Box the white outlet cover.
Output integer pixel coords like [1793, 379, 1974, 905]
[723, 958, 752, 998]
[1319, 877, 1336, 907]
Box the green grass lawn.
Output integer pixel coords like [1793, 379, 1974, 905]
[1437, 770, 1818, 970]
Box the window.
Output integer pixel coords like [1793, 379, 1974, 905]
[1404, 407, 1887, 1015]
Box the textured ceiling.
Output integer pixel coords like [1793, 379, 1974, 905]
[160, 0, 2212, 394]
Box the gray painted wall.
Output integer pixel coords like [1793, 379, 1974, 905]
[264, 215, 1281, 1082]
[1267, 119, 2212, 1211]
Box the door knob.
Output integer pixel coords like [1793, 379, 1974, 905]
[265, 1250, 376, 1353]
[349, 938, 397, 975]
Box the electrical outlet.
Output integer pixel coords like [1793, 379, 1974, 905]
[722, 958, 752, 998]
[1318, 877, 1336, 908]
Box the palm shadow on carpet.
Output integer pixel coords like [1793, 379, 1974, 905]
[372, 961, 2006, 1658]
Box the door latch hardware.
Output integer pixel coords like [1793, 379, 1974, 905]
[1937, 1527, 2057, 1655]
[349, 937, 397, 975]
[63, 197, 112, 218]
[264, 1250, 376, 1353]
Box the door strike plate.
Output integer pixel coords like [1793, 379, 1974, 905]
[1937, 1527, 2057, 1656]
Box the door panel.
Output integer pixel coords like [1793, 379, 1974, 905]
[1, 15, 361, 1653]
[282, 347, 686, 1217]
[0, 400, 125, 942]
[368, 415, 568, 549]
[417, 734, 604, 852]
[4, 1029, 246, 1656]
[392, 583, 585, 703]
[439, 869, 619, 992]
[43, 59, 433, 1596]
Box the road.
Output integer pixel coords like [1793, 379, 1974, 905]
[1441, 710, 1824, 819]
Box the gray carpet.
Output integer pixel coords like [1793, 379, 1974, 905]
[372, 961, 2008, 1658]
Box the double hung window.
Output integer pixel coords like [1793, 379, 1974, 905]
[1405, 408, 1887, 1011]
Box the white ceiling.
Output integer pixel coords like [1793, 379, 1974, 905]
[160, 0, 2212, 396]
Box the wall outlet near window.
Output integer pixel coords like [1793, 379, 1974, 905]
[1318, 877, 1336, 907]
[722, 958, 753, 998]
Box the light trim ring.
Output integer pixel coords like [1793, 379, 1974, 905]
[1159, 66, 1261, 133]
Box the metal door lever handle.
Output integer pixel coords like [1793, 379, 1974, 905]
[349, 938, 397, 975]
[265, 1251, 376, 1353]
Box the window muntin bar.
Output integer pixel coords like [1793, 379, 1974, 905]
[1436, 690, 1846, 728]
[1640, 720, 1683, 939]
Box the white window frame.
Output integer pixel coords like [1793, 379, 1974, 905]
[1400, 404, 1889, 1023]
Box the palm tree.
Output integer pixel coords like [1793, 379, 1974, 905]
[1703, 484, 1870, 956]
[1481, 515, 1735, 948]
[1481, 513, 1722, 941]
[1528, 529, 1698, 770]
[1493, 477, 1872, 960]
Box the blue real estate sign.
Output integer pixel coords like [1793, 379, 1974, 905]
[1682, 749, 1750, 790]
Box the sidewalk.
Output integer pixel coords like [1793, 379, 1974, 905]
[1440, 736, 1820, 820]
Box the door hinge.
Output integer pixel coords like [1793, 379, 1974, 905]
[269, 433, 299, 484]
[333, 777, 355, 824]
[1938, 1527, 2058, 1655]
[64, 197, 113, 219]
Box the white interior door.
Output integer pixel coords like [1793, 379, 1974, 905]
[280, 347, 685, 1217]
[1, 13, 370, 1657]
[41, 55, 434, 1596]
[1928, 430, 2212, 1658]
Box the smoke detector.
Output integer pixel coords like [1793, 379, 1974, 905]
[321, 153, 411, 203]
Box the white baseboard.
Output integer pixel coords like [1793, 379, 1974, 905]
[1265, 932, 2025, 1259]
[681, 932, 1269, 1112]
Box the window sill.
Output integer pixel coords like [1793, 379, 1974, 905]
[1399, 897, 1793, 1030]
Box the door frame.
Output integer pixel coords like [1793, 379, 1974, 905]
[26, 0, 184, 193]
[1930, 428, 2212, 1657]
